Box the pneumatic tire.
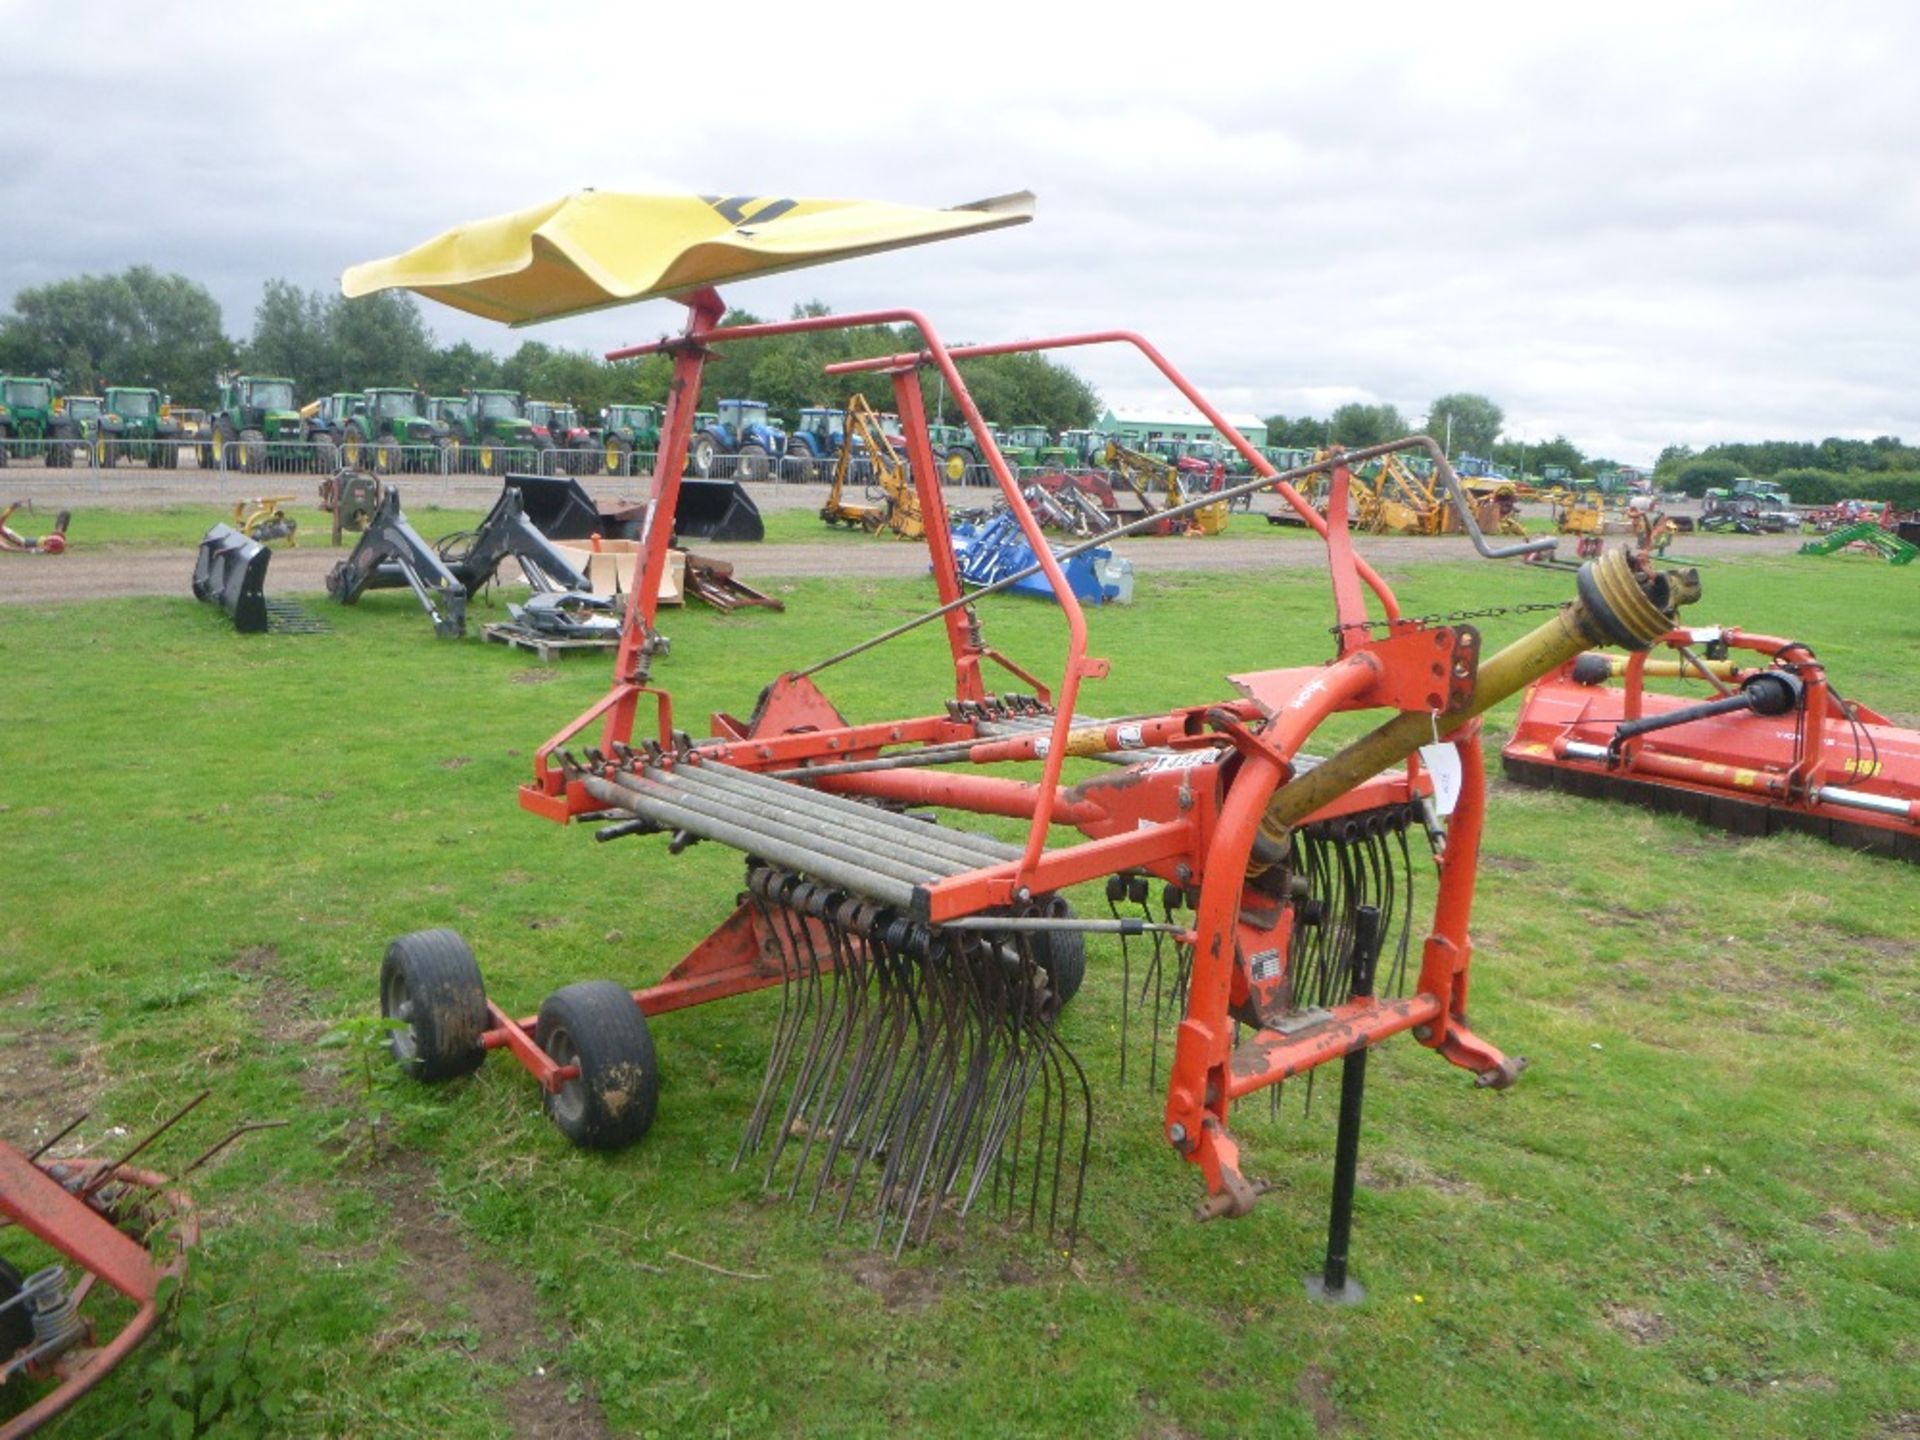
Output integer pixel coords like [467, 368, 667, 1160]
[380, 929, 489, 1082]
[536, 981, 658, 1150]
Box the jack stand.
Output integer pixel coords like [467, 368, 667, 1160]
[1304, 904, 1380, 1306]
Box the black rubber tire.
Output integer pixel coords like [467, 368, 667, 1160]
[238, 427, 267, 474]
[373, 437, 401, 474]
[690, 435, 716, 477]
[1037, 927, 1086, 1009]
[380, 929, 489, 1082]
[0, 1256, 32, 1362]
[316, 438, 340, 474]
[738, 442, 769, 482]
[536, 981, 659, 1150]
[606, 437, 633, 477]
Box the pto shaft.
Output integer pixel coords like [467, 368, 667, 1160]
[1261, 549, 1701, 837]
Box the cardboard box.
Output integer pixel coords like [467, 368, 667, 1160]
[553, 540, 685, 605]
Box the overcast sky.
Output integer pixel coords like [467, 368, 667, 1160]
[4, 0, 1914, 462]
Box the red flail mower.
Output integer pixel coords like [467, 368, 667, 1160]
[1504, 627, 1920, 862]
[358, 194, 1703, 1262]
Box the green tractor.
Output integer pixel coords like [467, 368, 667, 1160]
[441, 389, 537, 475]
[52, 395, 103, 468]
[0, 376, 63, 467]
[98, 386, 179, 468]
[343, 388, 438, 473]
[998, 423, 1073, 471]
[209, 374, 305, 473]
[925, 422, 986, 484]
[600, 402, 661, 476]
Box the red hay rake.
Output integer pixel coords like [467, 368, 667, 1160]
[1504, 627, 1920, 862]
[363, 206, 1703, 1270]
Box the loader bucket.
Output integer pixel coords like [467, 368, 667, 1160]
[506, 473, 602, 540]
[191, 522, 271, 633]
[673, 474, 764, 542]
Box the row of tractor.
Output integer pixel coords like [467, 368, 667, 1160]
[0, 372, 673, 477]
[0, 378, 180, 468]
[688, 400, 1319, 486]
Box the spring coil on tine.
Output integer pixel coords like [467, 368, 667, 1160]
[25, 1266, 84, 1355]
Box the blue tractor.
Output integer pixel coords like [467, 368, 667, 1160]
[782, 404, 850, 481]
[689, 397, 786, 481]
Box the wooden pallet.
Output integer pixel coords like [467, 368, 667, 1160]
[482, 622, 621, 664]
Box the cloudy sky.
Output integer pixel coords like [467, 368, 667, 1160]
[4, 0, 1914, 462]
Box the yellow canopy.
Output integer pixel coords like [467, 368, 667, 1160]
[341, 190, 1034, 326]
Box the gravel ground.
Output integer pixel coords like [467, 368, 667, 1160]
[0, 466, 1798, 605]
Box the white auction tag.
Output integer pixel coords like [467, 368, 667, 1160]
[1418, 743, 1463, 817]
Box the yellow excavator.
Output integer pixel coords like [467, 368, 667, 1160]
[1100, 440, 1229, 536]
[819, 395, 925, 539]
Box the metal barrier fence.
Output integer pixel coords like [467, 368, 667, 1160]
[0, 437, 1267, 514]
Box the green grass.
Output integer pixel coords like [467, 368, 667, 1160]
[0, 550, 1915, 1437]
[53, 503, 495, 550]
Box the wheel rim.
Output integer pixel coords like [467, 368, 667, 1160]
[481, 449, 494, 472]
[606, 443, 619, 470]
[545, 1026, 585, 1126]
[945, 453, 966, 482]
[212, 433, 224, 463]
[344, 440, 360, 466]
[381, 971, 420, 1068]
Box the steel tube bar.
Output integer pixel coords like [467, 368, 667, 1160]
[672, 759, 1018, 862]
[637, 764, 1014, 873]
[595, 772, 955, 884]
[581, 775, 921, 909]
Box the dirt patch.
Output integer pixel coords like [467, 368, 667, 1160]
[229, 942, 614, 1436]
[1480, 854, 1538, 873]
[1870, 1412, 1920, 1439]
[232, 943, 330, 1058]
[841, 1252, 945, 1312]
[1295, 1365, 1346, 1436]
[1811, 1207, 1899, 1248]
[1358, 1154, 1482, 1200]
[375, 1153, 616, 1440]
[438, 755, 475, 770]
[0, 994, 108, 1146]
[1603, 1303, 1670, 1345]
[510, 668, 561, 685]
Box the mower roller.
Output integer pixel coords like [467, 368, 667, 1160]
[349, 190, 1700, 1259]
[1504, 628, 1920, 861]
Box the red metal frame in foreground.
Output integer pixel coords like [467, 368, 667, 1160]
[1504, 627, 1920, 860]
[487, 290, 1527, 1214]
[0, 1146, 195, 1439]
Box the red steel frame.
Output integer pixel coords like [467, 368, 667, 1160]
[489, 292, 1521, 1210]
[0, 1147, 195, 1439]
[1505, 627, 1920, 852]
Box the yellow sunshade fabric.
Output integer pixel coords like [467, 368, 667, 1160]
[341, 190, 1034, 326]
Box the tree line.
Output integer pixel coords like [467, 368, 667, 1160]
[0, 268, 1100, 432]
[1262, 393, 1626, 477]
[1652, 436, 1920, 509]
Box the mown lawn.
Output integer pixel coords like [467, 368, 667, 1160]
[0, 547, 1914, 1438]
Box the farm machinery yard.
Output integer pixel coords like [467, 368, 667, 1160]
[2, 193, 1916, 1440]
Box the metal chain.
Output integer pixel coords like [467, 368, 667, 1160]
[1328, 600, 1567, 637]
